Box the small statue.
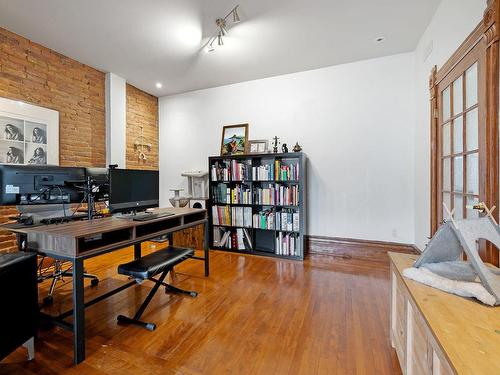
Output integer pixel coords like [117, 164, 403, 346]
[292, 142, 302, 152]
[272, 136, 280, 153]
[281, 143, 288, 153]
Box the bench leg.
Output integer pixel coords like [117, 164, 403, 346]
[117, 268, 170, 331]
[148, 277, 198, 297]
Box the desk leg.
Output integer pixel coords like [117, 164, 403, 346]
[204, 223, 209, 277]
[73, 258, 85, 364]
[134, 243, 142, 259]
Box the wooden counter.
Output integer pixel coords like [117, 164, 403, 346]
[389, 252, 500, 375]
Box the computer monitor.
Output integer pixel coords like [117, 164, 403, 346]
[0, 165, 86, 205]
[108, 169, 159, 213]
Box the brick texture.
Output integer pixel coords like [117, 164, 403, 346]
[0, 28, 159, 253]
[126, 84, 158, 170]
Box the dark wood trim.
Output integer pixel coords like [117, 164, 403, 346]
[430, 65, 439, 235]
[306, 235, 420, 257]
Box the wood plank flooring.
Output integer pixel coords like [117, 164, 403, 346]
[0, 246, 402, 375]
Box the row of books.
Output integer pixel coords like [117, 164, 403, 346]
[211, 183, 230, 204]
[211, 161, 230, 181]
[275, 184, 299, 206]
[275, 160, 299, 181]
[254, 184, 275, 205]
[213, 227, 252, 250]
[231, 160, 251, 181]
[231, 184, 252, 204]
[276, 209, 300, 232]
[252, 164, 275, 181]
[276, 232, 299, 256]
[212, 205, 231, 226]
[231, 206, 252, 227]
[253, 209, 275, 230]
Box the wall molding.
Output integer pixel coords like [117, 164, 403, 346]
[306, 235, 420, 258]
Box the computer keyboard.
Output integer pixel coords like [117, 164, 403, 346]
[132, 212, 175, 221]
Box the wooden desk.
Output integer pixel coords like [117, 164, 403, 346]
[389, 252, 500, 375]
[3, 207, 209, 365]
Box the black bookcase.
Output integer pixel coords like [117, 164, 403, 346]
[208, 152, 306, 260]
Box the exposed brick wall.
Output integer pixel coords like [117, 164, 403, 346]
[0, 27, 106, 167]
[126, 84, 158, 170]
[0, 27, 107, 252]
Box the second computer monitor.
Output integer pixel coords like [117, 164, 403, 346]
[108, 169, 159, 213]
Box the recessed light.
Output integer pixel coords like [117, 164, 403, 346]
[374, 36, 386, 43]
[156, 82, 163, 89]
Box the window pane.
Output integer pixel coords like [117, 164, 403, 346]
[466, 152, 479, 195]
[453, 116, 463, 154]
[465, 63, 478, 108]
[453, 76, 463, 115]
[443, 86, 451, 120]
[443, 158, 451, 191]
[466, 196, 479, 219]
[454, 194, 463, 220]
[443, 192, 451, 218]
[466, 108, 478, 151]
[454, 156, 463, 192]
[443, 123, 451, 156]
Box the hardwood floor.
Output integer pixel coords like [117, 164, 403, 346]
[0, 246, 402, 375]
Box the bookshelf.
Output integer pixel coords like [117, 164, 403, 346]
[208, 152, 306, 260]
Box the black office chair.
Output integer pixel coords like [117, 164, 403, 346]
[0, 252, 38, 362]
[116, 246, 197, 331]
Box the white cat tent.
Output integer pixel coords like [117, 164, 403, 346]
[403, 203, 500, 306]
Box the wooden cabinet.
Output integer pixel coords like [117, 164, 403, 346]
[390, 253, 499, 375]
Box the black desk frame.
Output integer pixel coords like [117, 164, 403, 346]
[15, 217, 209, 364]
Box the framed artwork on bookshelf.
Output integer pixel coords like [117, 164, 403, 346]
[248, 139, 268, 154]
[220, 123, 248, 156]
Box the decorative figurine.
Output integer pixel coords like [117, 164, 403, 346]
[292, 142, 302, 152]
[281, 143, 288, 153]
[272, 136, 280, 153]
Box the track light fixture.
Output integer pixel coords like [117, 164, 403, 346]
[205, 5, 241, 53]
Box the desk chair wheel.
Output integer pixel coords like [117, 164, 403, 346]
[90, 278, 99, 287]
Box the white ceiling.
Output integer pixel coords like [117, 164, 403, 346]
[0, 0, 441, 96]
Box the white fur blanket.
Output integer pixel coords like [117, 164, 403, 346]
[403, 267, 496, 306]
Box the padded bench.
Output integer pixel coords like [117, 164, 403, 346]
[117, 246, 197, 331]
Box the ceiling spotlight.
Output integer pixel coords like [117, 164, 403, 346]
[233, 6, 240, 23]
[217, 18, 228, 36]
[205, 5, 241, 50]
[155, 82, 163, 89]
[374, 36, 386, 43]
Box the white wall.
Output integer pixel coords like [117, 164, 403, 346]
[413, 0, 486, 250]
[160, 53, 416, 244]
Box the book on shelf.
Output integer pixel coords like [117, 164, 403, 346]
[211, 161, 231, 181]
[276, 209, 299, 231]
[236, 228, 253, 250]
[252, 164, 275, 181]
[254, 183, 275, 205]
[231, 160, 251, 181]
[213, 227, 232, 248]
[275, 184, 299, 206]
[231, 184, 252, 204]
[231, 206, 252, 227]
[253, 209, 275, 230]
[275, 160, 300, 181]
[276, 232, 299, 256]
[212, 205, 231, 226]
[211, 183, 230, 204]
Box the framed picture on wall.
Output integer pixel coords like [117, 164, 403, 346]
[220, 124, 249, 156]
[0, 97, 59, 165]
